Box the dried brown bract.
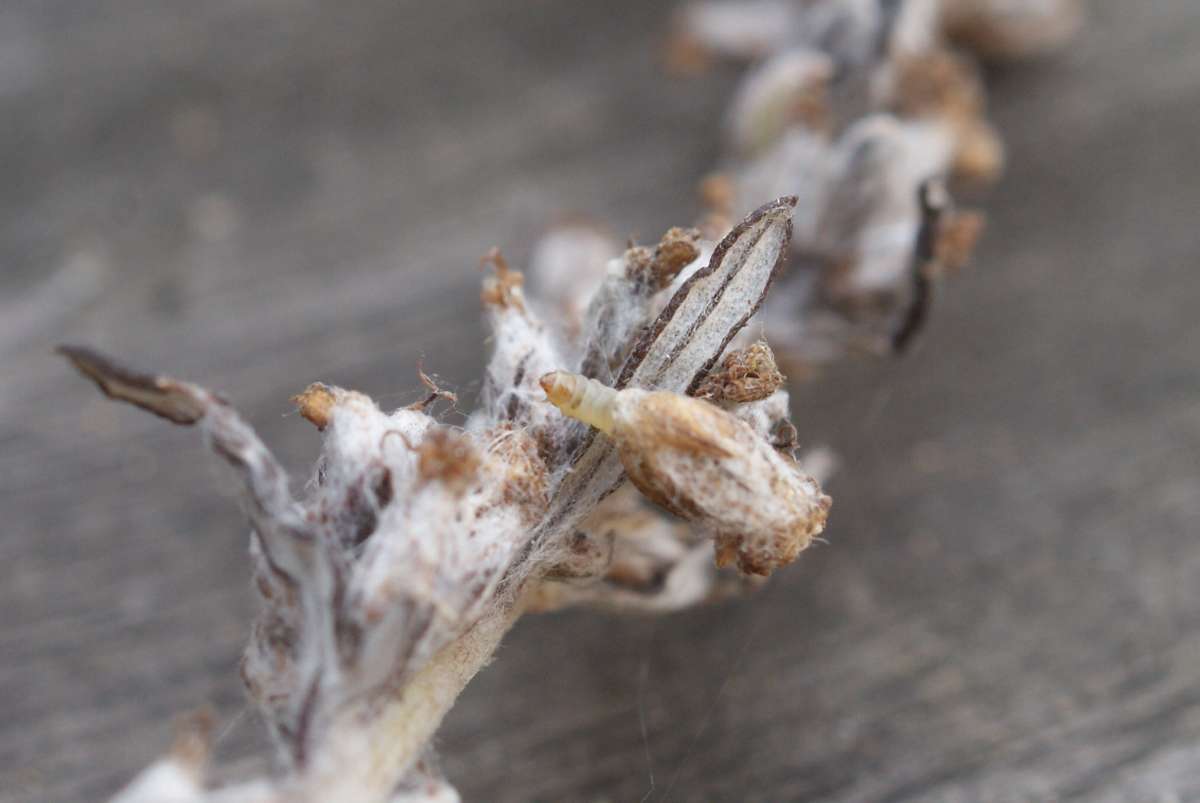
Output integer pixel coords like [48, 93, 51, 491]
[636, 225, 702, 291]
[479, 247, 525, 311]
[293, 382, 337, 431]
[695, 339, 785, 403]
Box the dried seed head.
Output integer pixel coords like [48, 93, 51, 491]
[621, 226, 703, 294]
[727, 49, 833, 155]
[891, 51, 984, 123]
[954, 119, 1004, 184]
[479, 248, 525, 311]
[293, 382, 337, 430]
[543, 370, 830, 576]
[643, 226, 703, 291]
[815, 115, 955, 298]
[886, 51, 1004, 184]
[695, 340, 785, 404]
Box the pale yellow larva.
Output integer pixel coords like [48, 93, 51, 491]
[539, 371, 618, 434]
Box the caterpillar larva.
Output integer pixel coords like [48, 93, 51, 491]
[539, 371, 618, 434]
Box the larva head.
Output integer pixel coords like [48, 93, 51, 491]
[539, 371, 617, 434]
[539, 371, 579, 411]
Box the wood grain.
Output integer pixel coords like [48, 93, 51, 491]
[3, 1, 1200, 800]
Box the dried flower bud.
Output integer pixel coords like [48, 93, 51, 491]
[634, 226, 702, 291]
[817, 115, 955, 294]
[479, 248, 526, 311]
[526, 221, 619, 333]
[890, 51, 985, 123]
[541, 370, 830, 576]
[294, 382, 337, 430]
[672, 0, 801, 62]
[942, 0, 1083, 59]
[885, 50, 1005, 184]
[478, 247, 567, 434]
[726, 49, 833, 155]
[695, 340, 785, 403]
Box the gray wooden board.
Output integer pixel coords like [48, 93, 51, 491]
[2, 1, 1200, 800]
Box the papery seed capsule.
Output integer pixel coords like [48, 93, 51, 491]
[541, 370, 830, 576]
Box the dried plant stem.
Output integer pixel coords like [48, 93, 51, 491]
[68, 200, 822, 803]
[306, 603, 521, 803]
[59, 3, 1080, 798]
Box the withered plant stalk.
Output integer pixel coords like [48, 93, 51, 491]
[60, 2, 1077, 800]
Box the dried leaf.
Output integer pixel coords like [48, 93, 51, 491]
[57, 344, 207, 425]
[58, 345, 318, 583]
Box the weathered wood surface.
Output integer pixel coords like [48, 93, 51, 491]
[3, 1, 1199, 800]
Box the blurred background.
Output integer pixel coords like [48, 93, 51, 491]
[3, 1, 1200, 800]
